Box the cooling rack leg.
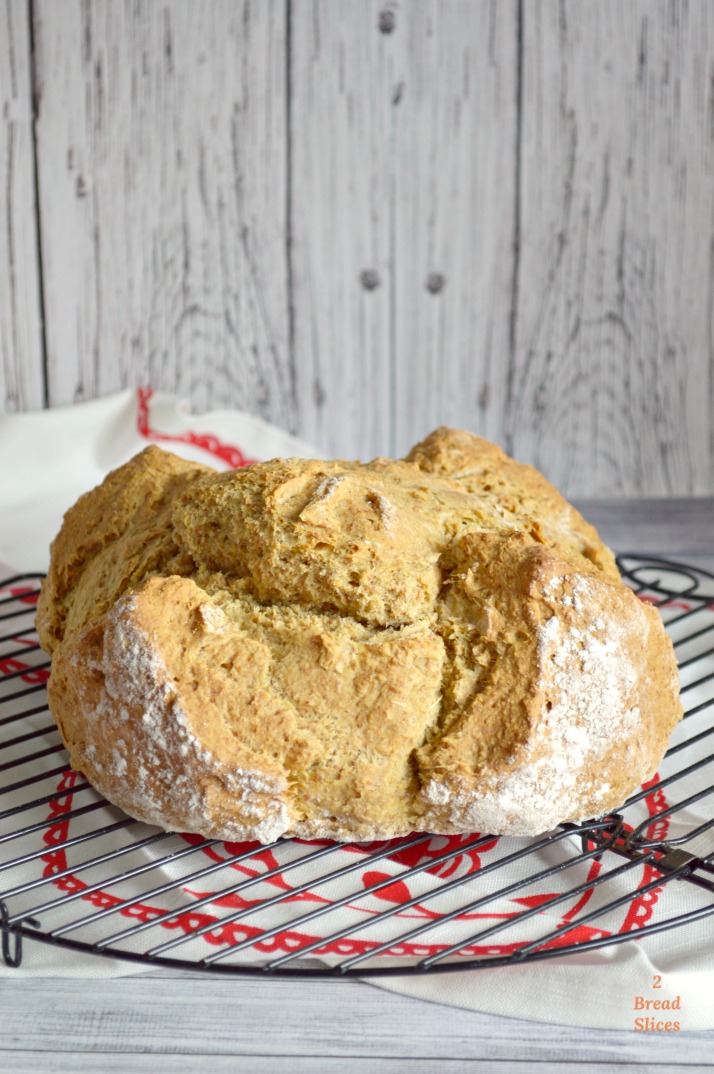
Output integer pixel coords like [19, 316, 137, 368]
[0, 900, 22, 968]
[579, 813, 625, 860]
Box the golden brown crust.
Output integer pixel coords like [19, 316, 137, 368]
[36, 446, 210, 653]
[405, 427, 619, 577]
[38, 431, 683, 841]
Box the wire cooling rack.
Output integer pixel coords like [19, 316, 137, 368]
[1, 558, 714, 977]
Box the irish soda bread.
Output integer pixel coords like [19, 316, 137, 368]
[36, 429, 682, 841]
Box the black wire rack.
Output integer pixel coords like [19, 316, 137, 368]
[1, 557, 714, 977]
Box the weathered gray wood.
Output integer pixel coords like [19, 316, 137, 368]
[289, 0, 397, 460]
[4, 1056, 711, 1074]
[576, 498, 714, 557]
[32, 0, 294, 427]
[22, 0, 714, 495]
[290, 0, 518, 461]
[0, 970, 712, 1065]
[1, 1054, 712, 1074]
[510, 0, 714, 497]
[0, 0, 44, 411]
[390, 0, 518, 461]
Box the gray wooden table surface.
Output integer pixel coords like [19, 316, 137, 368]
[1, 499, 713, 1073]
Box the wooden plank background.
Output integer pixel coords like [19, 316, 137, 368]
[1, 0, 714, 496]
[0, 0, 44, 412]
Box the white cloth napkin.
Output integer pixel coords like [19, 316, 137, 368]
[0, 388, 318, 573]
[0, 390, 712, 1031]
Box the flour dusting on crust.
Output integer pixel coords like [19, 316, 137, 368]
[422, 576, 650, 836]
[85, 594, 291, 842]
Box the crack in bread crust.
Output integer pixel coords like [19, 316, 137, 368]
[38, 430, 683, 841]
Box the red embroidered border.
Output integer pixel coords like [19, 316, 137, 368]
[135, 387, 256, 469]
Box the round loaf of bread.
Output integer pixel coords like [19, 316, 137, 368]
[37, 428, 682, 841]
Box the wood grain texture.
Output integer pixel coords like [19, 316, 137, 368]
[2, 1056, 713, 1074]
[32, 0, 294, 427]
[0, 0, 44, 411]
[289, 0, 397, 460]
[290, 0, 518, 461]
[510, 0, 714, 497]
[576, 498, 714, 557]
[6, 0, 714, 494]
[390, 0, 518, 460]
[0, 970, 713, 1066]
